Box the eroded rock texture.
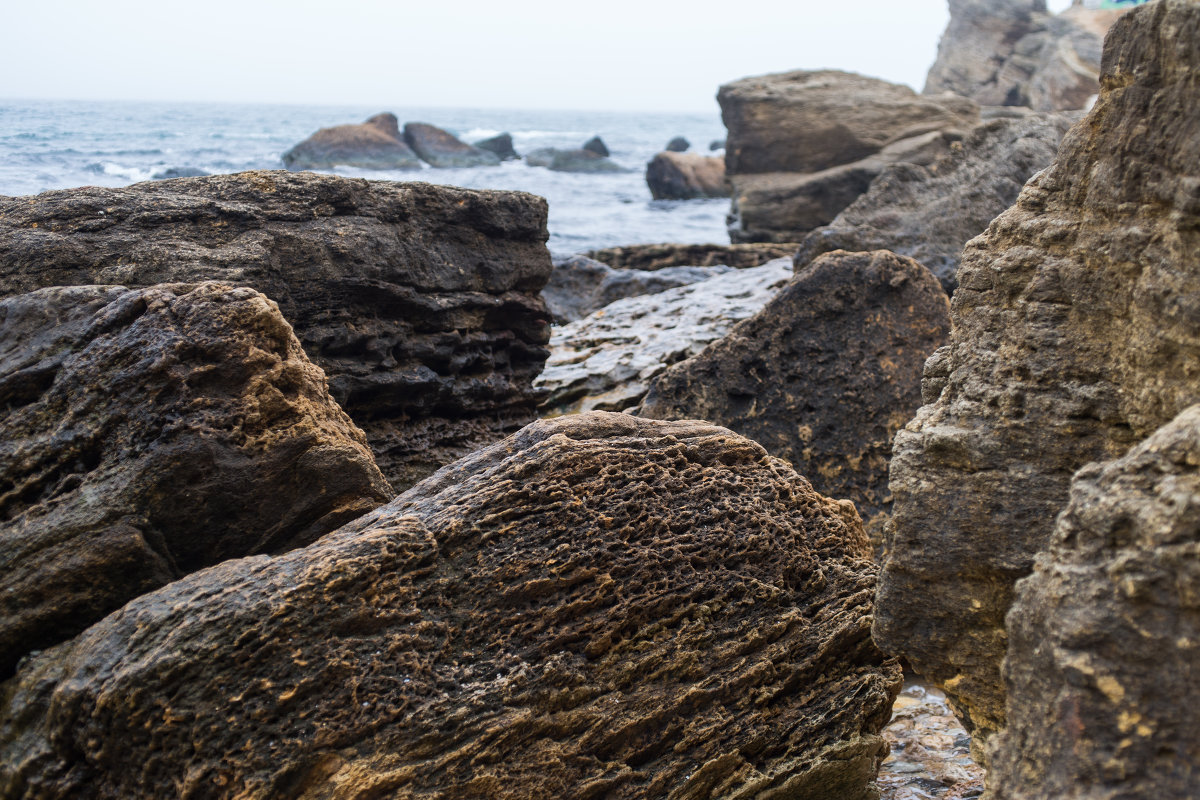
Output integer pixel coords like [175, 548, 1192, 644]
[875, 0, 1200, 751]
[0, 171, 553, 490]
[0, 282, 392, 679]
[0, 412, 901, 800]
[585, 242, 798, 271]
[987, 405, 1200, 800]
[638, 250, 949, 546]
[543, 254, 732, 324]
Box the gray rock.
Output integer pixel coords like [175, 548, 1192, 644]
[403, 122, 500, 168]
[543, 254, 732, 324]
[582, 135, 609, 157]
[665, 136, 689, 152]
[473, 132, 519, 160]
[151, 166, 208, 180]
[282, 112, 423, 170]
[525, 147, 626, 173]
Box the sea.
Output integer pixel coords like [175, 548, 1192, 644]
[0, 99, 731, 255]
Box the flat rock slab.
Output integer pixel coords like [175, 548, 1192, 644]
[0, 412, 901, 800]
[544, 254, 732, 324]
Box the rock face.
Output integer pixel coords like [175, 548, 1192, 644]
[281, 113, 423, 170]
[986, 404, 1200, 800]
[543, 254, 732, 324]
[402, 122, 501, 168]
[645, 152, 729, 200]
[474, 132, 519, 160]
[0, 171, 553, 491]
[874, 0, 1200, 752]
[586, 242, 799, 271]
[0, 282, 392, 680]
[537, 259, 793, 415]
[0, 412, 901, 800]
[582, 135, 610, 157]
[638, 250, 949, 545]
[795, 113, 1077, 292]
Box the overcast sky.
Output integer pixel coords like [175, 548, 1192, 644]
[0, 0, 1074, 112]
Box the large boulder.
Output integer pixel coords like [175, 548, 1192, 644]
[543, 254, 732, 324]
[0, 171, 553, 491]
[874, 0, 1200, 753]
[645, 152, 729, 200]
[281, 112, 423, 170]
[795, 112, 1078, 292]
[402, 122, 501, 168]
[0, 282, 392, 679]
[586, 242, 799, 271]
[987, 404, 1200, 800]
[474, 132, 519, 160]
[637, 250, 949, 546]
[0, 412, 902, 800]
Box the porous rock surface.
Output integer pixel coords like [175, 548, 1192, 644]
[402, 122, 501, 168]
[0, 412, 902, 800]
[0, 170, 553, 491]
[585, 241, 798, 271]
[281, 112, 423, 170]
[638, 250, 950, 546]
[0, 282, 392, 679]
[645, 152, 729, 200]
[543, 254, 732, 324]
[875, 0, 1200, 751]
[986, 404, 1200, 800]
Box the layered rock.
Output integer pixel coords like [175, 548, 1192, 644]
[0, 412, 901, 800]
[281, 112, 423, 170]
[645, 152, 729, 200]
[875, 0, 1200, 751]
[586, 242, 799, 271]
[403, 122, 501, 167]
[0, 171, 553, 490]
[638, 250, 949, 545]
[987, 404, 1200, 800]
[543, 254, 732, 324]
[0, 282, 392, 679]
[474, 132, 519, 160]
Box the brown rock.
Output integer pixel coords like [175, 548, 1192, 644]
[645, 152, 729, 200]
[281, 112, 423, 170]
[0, 412, 901, 800]
[402, 122, 501, 168]
[585, 242, 799, 271]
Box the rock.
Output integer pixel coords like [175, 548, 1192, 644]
[281, 112, 423, 170]
[710, 139, 725, 151]
[987, 404, 1200, 800]
[402, 122, 501, 168]
[0, 171, 553, 492]
[473, 132, 519, 160]
[0, 282, 392, 679]
[795, 113, 1077, 292]
[0, 412, 902, 800]
[537, 259, 792, 415]
[524, 146, 558, 167]
[645, 152, 729, 200]
[582, 135, 609, 157]
[543, 254, 732, 324]
[525, 147, 626, 173]
[151, 166, 208, 180]
[665, 136, 689, 152]
[637, 250, 949, 546]
[874, 0, 1200, 753]
[586, 242, 799, 271]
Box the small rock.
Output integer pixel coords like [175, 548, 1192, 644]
[582, 135, 609, 157]
[665, 136, 689, 152]
[473, 132, 519, 160]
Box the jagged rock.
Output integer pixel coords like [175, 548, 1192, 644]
[536, 259, 792, 415]
[645, 152, 729, 200]
[543, 254, 732, 324]
[281, 112, 423, 170]
[795, 113, 1077, 292]
[986, 404, 1200, 800]
[637, 250, 949, 546]
[586, 242, 799, 271]
[402, 122, 500, 168]
[0, 282, 392, 679]
[874, 0, 1200, 754]
[0, 412, 902, 800]
[0, 171, 553, 491]
[582, 135, 610, 157]
[474, 132, 519, 160]
[665, 136, 689, 152]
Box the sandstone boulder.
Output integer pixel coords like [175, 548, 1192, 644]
[0, 282, 392, 679]
[645, 152, 729, 200]
[874, 0, 1200, 751]
[403, 122, 501, 168]
[583, 135, 610, 157]
[281, 112, 423, 170]
[586, 242, 799, 271]
[0, 171, 553, 491]
[474, 132, 519, 160]
[543, 254, 732, 324]
[0, 412, 901, 800]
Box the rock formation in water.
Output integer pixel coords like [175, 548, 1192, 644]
[638, 250, 949, 546]
[0, 282, 392, 679]
[645, 152, 729, 200]
[281, 112, 423, 170]
[0, 171, 553, 491]
[543, 254, 732, 324]
[582, 135, 610, 157]
[874, 0, 1200, 752]
[586, 242, 799, 271]
[402, 122, 501, 168]
[665, 136, 689, 152]
[0, 412, 901, 800]
[474, 132, 520, 160]
[526, 147, 627, 173]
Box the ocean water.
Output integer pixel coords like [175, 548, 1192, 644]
[0, 99, 730, 254]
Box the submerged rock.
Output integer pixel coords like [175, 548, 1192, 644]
[281, 112, 423, 170]
[474, 132, 519, 160]
[645, 152, 728, 200]
[543, 254, 732, 324]
[586, 242, 799, 271]
[0, 412, 901, 800]
[403, 122, 501, 167]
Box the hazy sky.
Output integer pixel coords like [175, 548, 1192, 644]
[1, 0, 1074, 112]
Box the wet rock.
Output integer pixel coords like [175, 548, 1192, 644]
[874, 0, 1200, 751]
[402, 122, 500, 168]
[281, 112, 423, 170]
[645, 152, 729, 200]
[586, 241, 799, 271]
[582, 135, 610, 157]
[0, 171, 553, 491]
[638, 250, 949, 546]
[0, 282, 392, 679]
[474, 132, 519, 160]
[543, 254, 732, 324]
[665, 136, 689, 152]
[0, 412, 901, 800]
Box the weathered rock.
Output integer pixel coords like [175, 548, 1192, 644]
[537, 259, 792, 415]
[0, 171, 553, 491]
[543, 254, 732, 324]
[582, 135, 610, 157]
[645, 152, 729, 200]
[874, 0, 1200, 752]
[474, 132, 519, 160]
[586, 242, 799, 271]
[984, 404, 1200, 800]
[665, 136, 689, 152]
[0, 282, 392, 679]
[402, 122, 501, 168]
[0, 412, 902, 800]
[638, 250, 949, 546]
[281, 112, 423, 170]
[795, 113, 1077, 292]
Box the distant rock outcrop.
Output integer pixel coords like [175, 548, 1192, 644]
[282, 112, 423, 170]
[403, 122, 501, 167]
[473, 132, 519, 160]
[665, 136, 689, 152]
[582, 135, 610, 157]
[0, 412, 901, 800]
[525, 146, 626, 173]
[586, 242, 799, 271]
[543, 254, 732, 324]
[645, 152, 729, 200]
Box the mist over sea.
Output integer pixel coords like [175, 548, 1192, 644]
[0, 99, 730, 254]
